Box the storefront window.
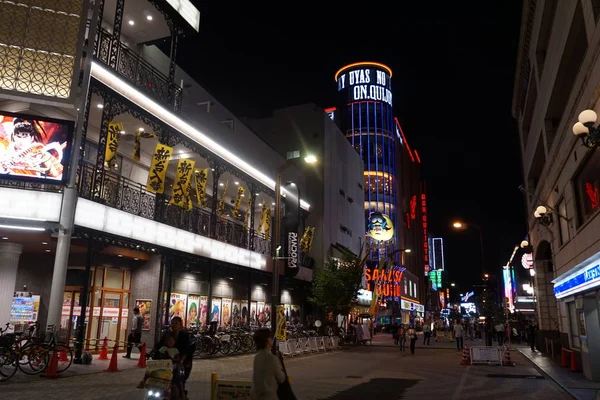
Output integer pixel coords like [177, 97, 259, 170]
[95, 267, 104, 287]
[574, 149, 600, 225]
[105, 269, 123, 289]
[568, 301, 581, 348]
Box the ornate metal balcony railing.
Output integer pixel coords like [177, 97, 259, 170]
[76, 163, 271, 255]
[0, 178, 63, 193]
[95, 29, 182, 112]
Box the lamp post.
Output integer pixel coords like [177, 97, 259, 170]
[271, 154, 317, 347]
[572, 109, 600, 148]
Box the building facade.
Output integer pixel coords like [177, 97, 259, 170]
[512, 0, 600, 381]
[0, 0, 312, 352]
[327, 62, 427, 325]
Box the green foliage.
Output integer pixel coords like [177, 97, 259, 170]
[308, 255, 365, 318]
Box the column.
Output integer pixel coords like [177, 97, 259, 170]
[0, 243, 23, 325]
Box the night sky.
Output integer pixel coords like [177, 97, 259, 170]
[174, 1, 527, 290]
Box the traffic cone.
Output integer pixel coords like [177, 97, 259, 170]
[105, 344, 120, 372]
[98, 337, 109, 360]
[58, 348, 68, 362]
[503, 345, 515, 366]
[137, 343, 147, 368]
[460, 345, 471, 365]
[41, 349, 59, 379]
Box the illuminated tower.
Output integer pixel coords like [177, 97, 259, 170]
[334, 62, 398, 257]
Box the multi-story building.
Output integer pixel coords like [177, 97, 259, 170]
[512, 0, 600, 381]
[247, 104, 365, 271]
[326, 62, 427, 325]
[0, 0, 313, 351]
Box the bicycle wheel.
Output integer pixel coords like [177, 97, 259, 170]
[0, 347, 18, 381]
[18, 343, 47, 375]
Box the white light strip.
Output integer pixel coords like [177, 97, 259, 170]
[0, 215, 47, 222]
[0, 224, 45, 231]
[90, 62, 310, 211]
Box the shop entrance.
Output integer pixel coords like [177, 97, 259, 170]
[61, 288, 83, 342]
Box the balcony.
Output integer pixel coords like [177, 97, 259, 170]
[76, 163, 271, 256]
[95, 29, 182, 113]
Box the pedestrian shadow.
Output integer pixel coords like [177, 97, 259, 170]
[319, 378, 420, 399]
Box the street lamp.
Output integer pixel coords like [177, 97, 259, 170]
[452, 221, 485, 275]
[271, 152, 317, 345]
[451, 283, 456, 287]
[572, 109, 600, 148]
[533, 205, 552, 226]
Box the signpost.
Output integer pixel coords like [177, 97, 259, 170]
[470, 346, 503, 365]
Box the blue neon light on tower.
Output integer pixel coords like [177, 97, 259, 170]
[334, 62, 398, 258]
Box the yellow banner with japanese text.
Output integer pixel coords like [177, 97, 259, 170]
[146, 143, 173, 194]
[217, 181, 228, 216]
[133, 129, 156, 162]
[194, 168, 208, 207]
[169, 159, 196, 209]
[233, 186, 245, 218]
[104, 121, 123, 170]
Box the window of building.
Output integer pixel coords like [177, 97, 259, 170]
[413, 283, 417, 298]
[404, 280, 408, 296]
[573, 149, 600, 226]
[557, 199, 570, 245]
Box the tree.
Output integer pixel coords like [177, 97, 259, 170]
[308, 254, 366, 319]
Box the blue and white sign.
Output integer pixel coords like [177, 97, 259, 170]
[553, 252, 600, 299]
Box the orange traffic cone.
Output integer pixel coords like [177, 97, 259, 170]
[98, 337, 109, 360]
[460, 344, 471, 365]
[105, 344, 120, 372]
[503, 345, 515, 366]
[137, 343, 147, 368]
[41, 349, 59, 379]
[59, 349, 68, 362]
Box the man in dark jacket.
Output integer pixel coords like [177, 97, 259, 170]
[528, 321, 537, 352]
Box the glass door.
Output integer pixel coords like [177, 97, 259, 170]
[101, 292, 122, 349]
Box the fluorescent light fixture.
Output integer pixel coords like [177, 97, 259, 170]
[42, 241, 48, 245]
[1, 237, 8, 240]
[128, 20, 134, 25]
[90, 61, 310, 211]
[146, 15, 153, 21]
[97, 103, 103, 108]
[166, 0, 200, 32]
[0, 224, 45, 231]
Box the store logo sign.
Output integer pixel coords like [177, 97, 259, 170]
[553, 252, 600, 299]
[288, 232, 298, 269]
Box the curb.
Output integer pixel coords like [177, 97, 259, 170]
[518, 349, 579, 400]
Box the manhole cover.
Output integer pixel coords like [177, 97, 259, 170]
[487, 374, 544, 379]
[346, 376, 362, 379]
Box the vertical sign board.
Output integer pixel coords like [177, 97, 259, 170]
[283, 182, 300, 277]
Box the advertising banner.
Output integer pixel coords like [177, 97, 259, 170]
[135, 299, 152, 331]
[187, 295, 200, 328]
[199, 296, 208, 327]
[275, 305, 286, 341]
[104, 121, 122, 170]
[221, 298, 232, 327]
[283, 182, 300, 277]
[0, 112, 73, 182]
[194, 168, 208, 207]
[169, 159, 195, 209]
[169, 293, 187, 325]
[146, 143, 173, 194]
[211, 297, 222, 324]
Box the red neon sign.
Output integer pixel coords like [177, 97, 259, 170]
[422, 193, 429, 274]
[585, 182, 599, 209]
[410, 195, 417, 220]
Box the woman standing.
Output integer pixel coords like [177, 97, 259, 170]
[251, 329, 285, 400]
[407, 324, 417, 355]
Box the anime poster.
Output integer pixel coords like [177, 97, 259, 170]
[199, 296, 208, 327]
[221, 298, 232, 327]
[169, 293, 187, 325]
[232, 300, 241, 327]
[211, 297, 222, 324]
[0, 112, 73, 182]
[241, 301, 249, 325]
[257, 302, 265, 326]
[186, 295, 200, 329]
[250, 302, 257, 325]
[264, 303, 271, 326]
[290, 305, 300, 325]
[135, 299, 152, 331]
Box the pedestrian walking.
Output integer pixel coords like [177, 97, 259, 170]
[398, 324, 407, 354]
[453, 320, 464, 350]
[423, 321, 431, 345]
[495, 322, 505, 345]
[251, 328, 286, 400]
[407, 324, 417, 355]
[528, 321, 537, 352]
[124, 306, 144, 358]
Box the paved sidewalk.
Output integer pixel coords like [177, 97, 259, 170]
[519, 348, 600, 400]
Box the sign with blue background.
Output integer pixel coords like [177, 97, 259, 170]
[554, 257, 600, 299]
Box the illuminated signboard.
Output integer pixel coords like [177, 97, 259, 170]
[325, 107, 336, 121]
[553, 252, 600, 299]
[336, 64, 393, 107]
[431, 238, 445, 270]
[461, 291, 474, 302]
[430, 270, 442, 291]
[521, 253, 533, 269]
[400, 299, 424, 313]
[422, 192, 429, 275]
[439, 291, 445, 309]
[364, 267, 403, 297]
[460, 302, 477, 315]
[503, 268, 515, 313]
[0, 111, 73, 184]
[367, 211, 394, 242]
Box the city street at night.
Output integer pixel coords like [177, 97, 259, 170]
[1, 336, 573, 400]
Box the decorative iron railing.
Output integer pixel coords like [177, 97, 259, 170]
[95, 29, 182, 113]
[76, 163, 271, 255]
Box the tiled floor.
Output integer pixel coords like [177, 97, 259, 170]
[519, 347, 600, 400]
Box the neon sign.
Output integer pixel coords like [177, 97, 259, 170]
[364, 267, 403, 297]
[410, 195, 417, 220]
[367, 211, 394, 242]
[585, 182, 599, 209]
[422, 192, 429, 275]
[337, 67, 393, 107]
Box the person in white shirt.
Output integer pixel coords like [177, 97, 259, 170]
[453, 321, 464, 350]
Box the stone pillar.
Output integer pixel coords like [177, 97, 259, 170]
[0, 243, 24, 325]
